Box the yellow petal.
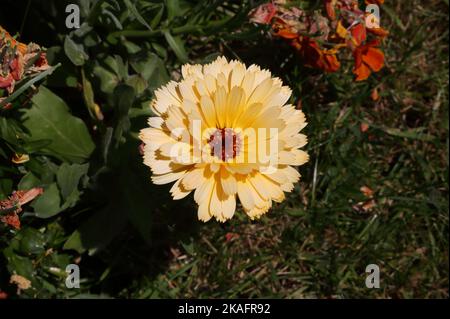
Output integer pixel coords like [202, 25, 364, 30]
[152, 170, 186, 185]
[213, 86, 227, 128]
[200, 95, 217, 128]
[226, 86, 245, 127]
[247, 77, 273, 105]
[170, 178, 192, 200]
[182, 167, 207, 190]
[237, 178, 255, 210]
[198, 201, 212, 222]
[220, 166, 237, 195]
[194, 175, 215, 205]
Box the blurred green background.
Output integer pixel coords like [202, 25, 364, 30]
[0, 0, 448, 298]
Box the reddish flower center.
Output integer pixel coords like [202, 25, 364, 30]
[208, 128, 241, 161]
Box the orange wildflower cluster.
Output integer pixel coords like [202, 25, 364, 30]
[0, 25, 50, 105]
[249, 0, 388, 81]
[0, 188, 43, 230]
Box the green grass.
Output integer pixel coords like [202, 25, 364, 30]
[0, 0, 448, 299]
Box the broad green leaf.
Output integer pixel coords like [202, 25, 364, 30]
[103, 55, 128, 79]
[31, 183, 61, 218]
[22, 87, 95, 163]
[56, 163, 89, 200]
[166, 0, 187, 20]
[130, 52, 169, 89]
[64, 36, 88, 66]
[0, 117, 21, 145]
[3, 247, 34, 278]
[18, 172, 41, 190]
[130, 52, 159, 79]
[73, 23, 93, 37]
[126, 75, 148, 95]
[123, 40, 141, 54]
[23, 139, 53, 154]
[0, 178, 13, 200]
[18, 228, 46, 255]
[93, 65, 119, 94]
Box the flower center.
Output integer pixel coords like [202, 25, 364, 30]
[208, 128, 241, 161]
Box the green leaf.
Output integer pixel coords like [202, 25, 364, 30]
[3, 247, 34, 278]
[126, 75, 148, 95]
[124, 0, 153, 31]
[104, 55, 128, 79]
[93, 65, 119, 94]
[45, 46, 78, 88]
[64, 36, 88, 66]
[18, 172, 41, 190]
[123, 40, 141, 54]
[150, 4, 164, 29]
[384, 127, 435, 141]
[81, 69, 97, 120]
[18, 228, 46, 255]
[0, 117, 21, 145]
[22, 87, 95, 163]
[56, 163, 89, 200]
[0, 179, 13, 200]
[114, 84, 135, 117]
[164, 30, 188, 63]
[31, 183, 61, 218]
[130, 52, 169, 89]
[23, 139, 53, 154]
[166, 0, 181, 20]
[63, 202, 127, 255]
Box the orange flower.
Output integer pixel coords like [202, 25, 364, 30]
[298, 37, 340, 73]
[324, 0, 338, 20]
[274, 26, 299, 40]
[321, 53, 341, 72]
[350, 23, 367, 47]
[272, 21, 341, 73]
[353, 39, 384, 81]
[0, 25, 27, 55]
[367, 26, 389, 38]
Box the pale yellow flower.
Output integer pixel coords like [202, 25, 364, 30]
[139, 56, 308, 222]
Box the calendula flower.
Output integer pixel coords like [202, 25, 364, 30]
[140, 57, 309, 222]
[0, 25, 27, 55]
[353, 39, 384, 81]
